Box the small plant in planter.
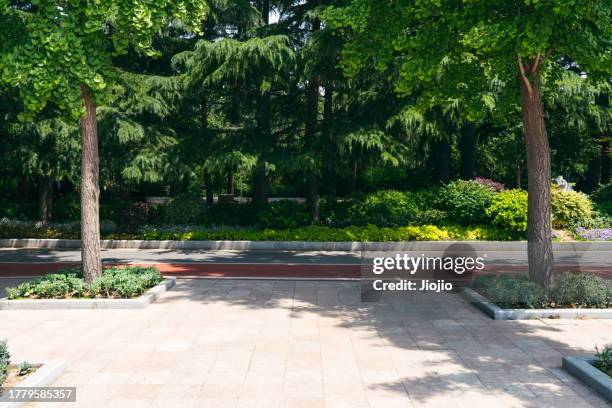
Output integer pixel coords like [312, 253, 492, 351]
[0, 339, 9, 387]
[594, 345, 612, 377]
[18, 361, 35, 376]
[0, 341, 38, 391]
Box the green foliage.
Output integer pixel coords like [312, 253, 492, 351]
[551, 189, 593, 229]
[594, 345, 612, 377]
[346, 190, 421, 226]
[473, 274, 547, 309]
[439, 180, 495, 225]
[473, 273, 612, 309]
[157, 194, 206, 225]
[18, 361, 34, 377]
[1, 0, 209, 119]
[591, 184, 612, 216]
[6, 266, 162, 299]
[257, 201, 310, 229]
[52, 194, 81, 221]
[486, 189, 529, 233]
[0, 339, 9, 388]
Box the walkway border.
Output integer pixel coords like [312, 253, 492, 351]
[563, 356, 612, 401]
[1, 238, 611, 252]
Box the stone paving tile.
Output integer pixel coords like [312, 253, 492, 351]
[0, 278, 609, 408]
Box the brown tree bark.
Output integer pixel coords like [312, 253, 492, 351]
[324, 85, 336, 201]
[435, 136, 451, 183]
[459, 122, 477, 180]
[518, 56, 554, 287]
[37, 176, 53, 223]
[79, 84, 102, 283]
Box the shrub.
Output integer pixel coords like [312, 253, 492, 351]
[551, 189, 593, 229]
[157, 194, 206, 224]
[594, 345, 612, 377]
[472, 273, 612, 309]
[439, 180, 495, 225]
[6, 266, 162, 299]
[200, 202, 259, 226]
[346, 190, 421, 226]
[52, 194, 80, 221]
[472, 274, 547, 308]
[549, 273, 612, 308]
[591, 183, 612, 215]
[485, 189, 528, 232]
[257, 201, 310, 228]
[18, 361, 34, 376]
[0, 340, 9, 387]
[474, 176, 505, 192]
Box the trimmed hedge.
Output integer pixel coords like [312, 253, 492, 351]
[6, 266, 162, 299]
[0, 221, 521, 242]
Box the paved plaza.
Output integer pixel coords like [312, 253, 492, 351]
[1, 278, 611, 407]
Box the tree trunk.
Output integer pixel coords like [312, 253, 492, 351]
[515, 163, 522, 189]
[204, 169, 214, 205]
[459, 122, 477, 180]
[518, 58, 554, 287]
[602, 139, 610, 185]
[227, 170, 234, 195]
[307, 174, 319, 222]
[324, 85, 336, 201]
[581, 146, 601, 193]
[347, 160, 357, 195]
[252, 165, 269, 206]
[79, 84, 102, 283]
[436, 136, 451, 183]
[37, 176, 53, 223]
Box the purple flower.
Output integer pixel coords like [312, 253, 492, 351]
[474, 176, 505, 192]
[576, 228, 612, 241]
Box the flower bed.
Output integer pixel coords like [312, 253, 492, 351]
[471, 273, 612, 309]
[6, 266, 162, 300]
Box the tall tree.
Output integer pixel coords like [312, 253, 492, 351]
[325, 0, 611, 286]
[1, 0, 208, 282]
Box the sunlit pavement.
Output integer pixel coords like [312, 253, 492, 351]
[1, 279, 611, 407]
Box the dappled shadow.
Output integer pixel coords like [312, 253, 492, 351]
[153, 277, 612, 406]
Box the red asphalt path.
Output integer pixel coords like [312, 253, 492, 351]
[0, 262, 610, 279]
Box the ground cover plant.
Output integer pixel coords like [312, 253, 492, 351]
[6, 266, 162, 300]
[472, 273, 612, 309]
[0, 340, 36, 390]
[594, 345, 612, 377]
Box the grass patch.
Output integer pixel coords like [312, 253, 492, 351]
[6, 266, 162, 300]
[472, 273, 612, 309]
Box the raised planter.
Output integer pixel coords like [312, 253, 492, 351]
[462, 288, 612, 320]
[0, 360, 66, 408]
[0, 277, 175, 310]
[563, 356, 612, 402]
[2, 238, 612, 252]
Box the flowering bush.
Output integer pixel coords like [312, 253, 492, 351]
[474, 176, 505, 192]
[575, 228, 612, 241]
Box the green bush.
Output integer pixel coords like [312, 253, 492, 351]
[485, 189, 528, 232]
[345, 190, 422, 226]
[439, 180, 495, 225]
[591, 183, 612, 215]
[257, 201, 310, 228]
[6, 266, 162, 299]
[157, 194, 206, 224]
[594, 345, 612, 377]
[472, 273, 612, 309]
[52, 194, 80, 221]
[0, 340, 9, 387]
[472, 274, 547, 308]
[551, 189, 593, 229]
[548, 273, 612, 308]
[200, 202, 259, 226]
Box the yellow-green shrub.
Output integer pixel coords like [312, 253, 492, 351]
[551, 189, 593, 229]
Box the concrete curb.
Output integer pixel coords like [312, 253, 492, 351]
[563, 356, 612, 402]
[0, 360, 66, 408]
[462, 288, 612, 320]
[0, 278, 175, 310]
[2, 238, 611, 252]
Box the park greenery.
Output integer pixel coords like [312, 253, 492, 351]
[1, 0, 611, 286]
[472, 273, 612, 309]
[6, 266, 163, 299]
